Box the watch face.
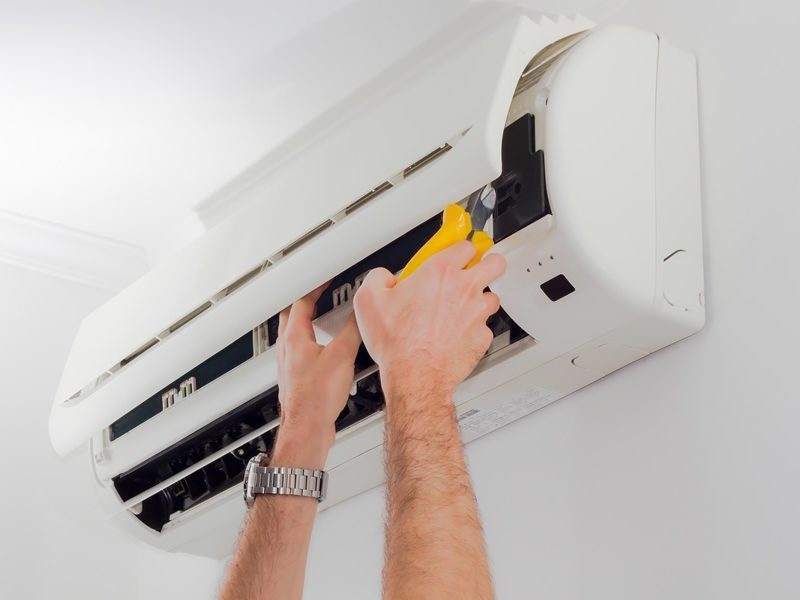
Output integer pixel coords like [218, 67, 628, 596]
[243, 455, 260, 508]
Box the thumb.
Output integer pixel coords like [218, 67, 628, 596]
[326, 311, 362, 362]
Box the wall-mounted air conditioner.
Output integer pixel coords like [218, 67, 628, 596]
[49, 14, 704, 558]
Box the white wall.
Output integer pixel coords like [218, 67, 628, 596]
[0, 263, 224, 600]
[2, 0, 798, 599]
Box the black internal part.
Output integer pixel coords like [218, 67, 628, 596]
[491, 114, 551, 243]
[113, 371, 387, 533]
[488, 306, 528, 346]
[109, 333, 254, 441]
[335, 373, 385, 431]
[113, 387, 281, 531]
[266, 314, 280, 346]
[314, 213, 440, 316]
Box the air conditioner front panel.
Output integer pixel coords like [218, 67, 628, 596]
[492, 25, 660, 349]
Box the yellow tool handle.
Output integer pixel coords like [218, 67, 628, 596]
[467, 230, 494, 268]
[398, 204, 494, 281]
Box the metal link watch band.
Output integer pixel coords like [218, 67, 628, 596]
[244, 454, 327, 507]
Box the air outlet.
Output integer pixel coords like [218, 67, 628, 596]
[163, 301, 213, 336]
[121, 338, 159, 368]
[403, 143, 452, 178]
[345, 181, 393, 215]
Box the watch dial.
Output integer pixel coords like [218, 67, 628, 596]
[243, 456, 255, 505]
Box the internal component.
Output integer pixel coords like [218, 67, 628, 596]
[115, 389, 279, 531]
[492, 114, 550, 242]
[109, 332, 258, 441]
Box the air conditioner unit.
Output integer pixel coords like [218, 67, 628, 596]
[49, 15, 704, 559]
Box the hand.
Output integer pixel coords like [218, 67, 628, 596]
[353, 241, 506, 400]
[274, 284, 362, 468]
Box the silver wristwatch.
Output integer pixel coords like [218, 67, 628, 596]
[243, 453, 328, 508]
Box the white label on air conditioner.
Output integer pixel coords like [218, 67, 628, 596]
[458, 387, 558, 437]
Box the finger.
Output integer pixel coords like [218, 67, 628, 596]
[466, 252, 507, 289]
[481, 291, 501, 317]
[424, 240, 477, 271]
[287, 281, 330, 340]
[360, 267, 397, 292]
[277, 307, 290, 339]
[327, 311, 362, 361]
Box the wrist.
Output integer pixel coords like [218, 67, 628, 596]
[381, 366, 455, 405]
[380, 372, 456, 425]
[271, 421, 333, 471]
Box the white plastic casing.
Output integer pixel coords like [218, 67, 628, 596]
[49, 15, 704, 558]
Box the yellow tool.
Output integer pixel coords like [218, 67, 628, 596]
[398, 185, 496, 281]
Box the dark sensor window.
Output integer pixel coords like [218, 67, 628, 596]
[540, 274, 575, 301]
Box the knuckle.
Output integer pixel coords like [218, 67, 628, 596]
[359, 267, 392, 294]
[283, 329, 304, 349]
[366, 267, 389, 282]
[430, 259, 449, 277]
[440, 263, 464, 285]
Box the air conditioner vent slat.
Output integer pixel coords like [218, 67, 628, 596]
[120, 338, 159, 368]
[277, 219, 334, 259]
[164, 301, 213, 336]
[214, 264, 265, 302]
[345, 181, 393, 215]
[403, 143, 452, 178]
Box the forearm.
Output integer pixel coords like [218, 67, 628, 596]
[219, 426, 329, 600]
[382, 379, 493, 600]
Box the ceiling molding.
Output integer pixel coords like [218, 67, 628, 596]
[0, 210, 149, 292]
